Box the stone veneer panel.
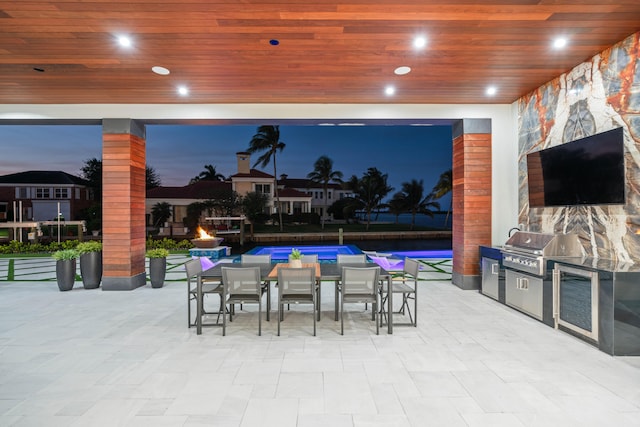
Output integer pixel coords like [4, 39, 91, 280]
[102, 121, 147, 290]
[518, 32, 640, 262]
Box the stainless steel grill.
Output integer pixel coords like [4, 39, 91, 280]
[501, 231, 583, 276]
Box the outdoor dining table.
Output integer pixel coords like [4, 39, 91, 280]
[196, 261, 393, 335]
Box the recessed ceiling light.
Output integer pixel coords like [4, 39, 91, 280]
[413, 36, 427, 49]
[385, 85, 396, 96]
[117, 36, 132, 48]
[152, 66, 170, 75]
[177, 86, 189, 96]
[486, 86, 497, 96]
[394, 66, 411, 75]
[553, 37, 568, 49]
[337, 123, 365, 126]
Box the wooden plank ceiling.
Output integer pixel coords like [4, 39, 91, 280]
[0, 1, 639, 105]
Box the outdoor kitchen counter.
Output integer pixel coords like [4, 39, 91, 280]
[480, 245, 640, 355]
[550, 256, 640, 356]
[548, 255, 640, 273]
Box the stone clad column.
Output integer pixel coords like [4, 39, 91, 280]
[101, 119, 147, 290]
[452, 119, 492, 290]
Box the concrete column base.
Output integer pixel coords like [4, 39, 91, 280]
[102, 273, 147, 291]
[452, 272, 480, 290]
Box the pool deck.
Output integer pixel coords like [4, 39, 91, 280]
[2, 256, 640, 426]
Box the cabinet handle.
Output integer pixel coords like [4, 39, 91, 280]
[491, 263, 499, 275]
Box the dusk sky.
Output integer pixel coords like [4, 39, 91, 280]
[0, 124, 452, 204]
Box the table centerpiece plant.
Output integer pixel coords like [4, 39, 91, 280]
[290, 248, 303, 268]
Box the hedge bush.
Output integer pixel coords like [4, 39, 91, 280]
[0, 237, 192, 255]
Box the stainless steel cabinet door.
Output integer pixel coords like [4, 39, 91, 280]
[481, 257, 499, 300]
[505, 269, 543, 321]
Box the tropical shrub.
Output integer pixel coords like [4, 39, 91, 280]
[52, 249, 79, 261]
[76, 241, 102, 254]
[146, 248, 169, 258]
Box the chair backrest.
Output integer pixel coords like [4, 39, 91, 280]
[336, 254, 366, 264]
[241, 254, 271, 264]
[222, 266, 262, 296]
[288, 253, 318, 263]
[277, 267, 316, 297]
[403, 258, 420, 279]
[341, 266, 380, 296]
[184, 258, 202, 280]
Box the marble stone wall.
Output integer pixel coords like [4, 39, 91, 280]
[517, 32, 640, 262]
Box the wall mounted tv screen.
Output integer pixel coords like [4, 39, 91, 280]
[527, 127, 625, 207]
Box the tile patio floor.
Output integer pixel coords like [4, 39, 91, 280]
[1, 256, 639, 426]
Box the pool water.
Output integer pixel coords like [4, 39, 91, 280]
[243, 245, 452, 265]
[245, 245, 363, 262]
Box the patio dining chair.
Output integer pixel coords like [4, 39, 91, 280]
[335, 254, 372, 318]
[241, 254, 272, 264]
[184, 258, 223, 328]
[277, 267, 317, 336]
[285, 253, 318, 312]
[339, 266, 380, 335]
[380, 257, 419, 327]
[221, 266, 267, 336]
[238, 254, 272, 319]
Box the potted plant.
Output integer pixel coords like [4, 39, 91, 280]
[76, 241, 102, 289]
[146, 248, 169, 288]
[52, 249, 79, 291]
[290, 248, 303, 268]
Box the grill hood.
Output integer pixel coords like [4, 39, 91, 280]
[503, 231, 583, 257]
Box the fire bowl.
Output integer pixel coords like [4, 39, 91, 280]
[191, 237, 224, 249]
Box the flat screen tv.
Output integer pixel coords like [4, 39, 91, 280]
[527, 127, 625, 207]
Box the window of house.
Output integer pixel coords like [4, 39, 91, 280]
[16, 187, 28, 199]
[54, 188, 69, 199]
[255, 184, 270, 194]
[35, 188, 50, 199]
[75, 188, 80, 199]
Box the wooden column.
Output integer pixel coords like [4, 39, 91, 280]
[452, 119, 492, 290]
[101, 119, 147, 290]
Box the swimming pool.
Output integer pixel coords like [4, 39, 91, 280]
[245, 245, 363, 262]
[243, 245, 452, 263]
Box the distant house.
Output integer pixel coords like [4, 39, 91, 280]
[145, 152, 314, 230]
[146, 180, 232, 227]
[0, 170, 94, 222]
[278, 175, 353, 219]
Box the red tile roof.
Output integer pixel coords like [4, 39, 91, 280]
[230, 169, 273, 179]
[147, 180, 231, 199]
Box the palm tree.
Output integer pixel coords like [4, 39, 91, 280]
[241, 191, 270, 237]
[151, 202, 172, 228]
[399, 179, 440, 230]
[387, 192, 407, 224]
[346, 168, 393, 230]
[432, 168, 453, 227]
[203, 164, 226, 181]
[307, 155, 343, 229]
[247, 125, 286, 231]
